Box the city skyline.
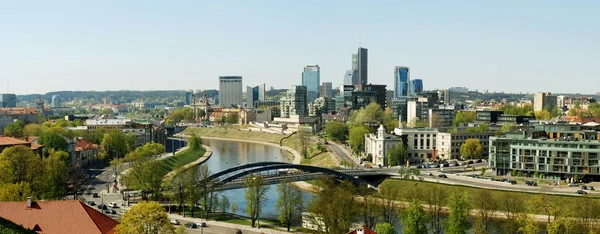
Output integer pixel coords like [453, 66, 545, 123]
[1, 1, 599, 94]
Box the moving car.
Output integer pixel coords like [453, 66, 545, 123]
[184, 222, 197, 229]
[170, 219, 180, 225]
[525, 180, 537, 186]
[93, 193, 100, 198]
[437, 174, 448, 178]
[425, 172, 433, 176]
[97, 204, 107, 210]
[107, 202, 118, 208]
[576, 190, 588, 195]
[506, 180, 517, 185]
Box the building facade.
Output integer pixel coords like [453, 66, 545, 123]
[436, 132, 493, 160]
[185, 90, 193, 105]
[410, 79, 423, 95]
[343, 70, 357, 86]
[394, 66, 410, 98]
[364, 125, 403, 167]
[51, 95, 61, 107]
[320, 82, 332, 98]
[0, 94, 17, 108]
[393, 126, 438, 163]
[218, 76, 243, 107]
[533, 92, 557, 111]
[280, 85, 308, 118]
[246, 84, 265, 108]
[356, 47, 368, 86]
[302, 65, 320, 103]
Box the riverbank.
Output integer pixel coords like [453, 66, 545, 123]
[163, 144, 212, 181]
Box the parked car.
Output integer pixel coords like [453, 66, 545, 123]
[525, 181, 537, 186]
[97, 204, 107, 210]
[569, 183, 579, 187]
[107, 202, 118, 208]
[425, 172, 433, 176]
[103, 209, 116, 214]
[184, 222, 197, 229]
[476, 159, 483, 163]
[576, 190, 588, 195]
[365, 164, 372, 169]
[467, 160, 474, 164]
[87, 201, 96, 206]
[93, 193, 100, 198]
[506, 180, 517, 185]
[442, 163, 450, 168]
[453, 162, 460, 166]
[438, 174, 448, 178]
[170, 219, 180, 225]
[582, 185, 589, 190]
[201, 222, 207, 227]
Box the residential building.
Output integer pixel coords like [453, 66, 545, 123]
[246, 84, 265, 108]
[0, 199, 118, 234]
[410, 79, 424, 95]
[253, 100, 280, 109]
[0, 136, 40, 154]
[0, 94, 17, 107]
[475, 110, 534, 125]
[436, 132, 493, 160]
[0, 107, 39, 123]
[320, 82, 332, 98]
[476, 111, 504, 123]
[218, 76, 243, 107]
[386, 90, 394, 109]
[393, 126, 439, 163]
[394, 66, 410, 98]
[390, 97, 408, 121]
[239, 108, 272, 124]
[302, 65, 320, 103]
[309, 97, 335, 117]
[364, 125, 403, 166]
[534, 92, 558, 111]
[280, 85, 308, 118]
[74, 138, 99, 167]
[51, 95, 61, 107]
[439, 89, 450, 104]
[356, 47, 368, 85]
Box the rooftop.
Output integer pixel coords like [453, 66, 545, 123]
[0, 136, 30, 146]
[86, 119, 132, 126]
[0, 200, 118, 234]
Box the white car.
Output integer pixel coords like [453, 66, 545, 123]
[425, 172, 433, 176]
[107, 202, 118, 208]
[170, 219, 180, 225]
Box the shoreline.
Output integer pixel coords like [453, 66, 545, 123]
[163, 144, 213, 181]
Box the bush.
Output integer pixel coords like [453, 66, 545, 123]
[366, 154, 373, 162]
[511, 169, 517, 177]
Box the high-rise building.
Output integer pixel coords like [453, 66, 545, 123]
[185, 90, 193, 105]
[246, 84, 265, 108]
[534, 92, 558, 112]
[0, 94, 17, 108]
[357, 47, 368, 85]
[280, 86, 308, 118]
[302, 65, 320, 103]
[320, 82, 332, 98]
[394, 66, 410, 97]
[218, 76, 243, 107]
[343, 70, 358, 85]
[410, 79, 423, 95]
[51, 95, 61, 107]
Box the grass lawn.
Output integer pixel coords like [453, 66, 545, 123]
[157, 147, 206, 174]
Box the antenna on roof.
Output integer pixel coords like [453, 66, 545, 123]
[358, 37, 362, 47]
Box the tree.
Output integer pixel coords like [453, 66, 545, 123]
[230, 202, 239, 214]
[40, 150, 69, 199]
[460, 138, 483, 159]
[424, 186, 448, 234]
[374, 223, 396, 234]
[429, 113, 444, 129]
[445, 192, 470, 234]
[453, 111, 476, 126]
[535, 109, 552, 120]
[308, 178, 357, 234]
[225, 113, 239, 124]
[324, 121, 348, 141]
[184, 166, 203, 217]
[102, 130, 128, 159]
[3, 120, 25, 137]
[175, 225, 188, 234]
[357, 185, 378, 228]
[275, 180, 303, 231]
[23, 124, 43, 137]
[403, 199, 429, 234]
[516, 213, 539, 234]
[197, 165, 217, 219]
[244, 176, 269, 228]
[377, 183, 400, 224]
[472, 189, 497, 232]
[383, 109, 399, 131]
[115, 201, 175, 234]
[168, 172, 187, 215]
[407, 117, 427, 128]
[349, 102, 384, 126]
[297, 128, 311, 159]
[0, 146, 43, 185]
[473, 99, 484, 106]
[189, 133, 203, 151]
[125, 132, 136, 153]
[38, 127, 68, 152]
[387, 143, 408, 167]
[348, 125, 370, 153]
[0, 182, 33, 201]
[220, 195, 230, 214]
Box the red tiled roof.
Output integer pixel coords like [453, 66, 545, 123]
[30, 143, 43, 150]
[347, 225, 377, 234]
[0, 200, 118, 234]
[27, 136, 38, 143]
[0, 107, 38, 115]
[0, 136, 30, 146]
[75, 138, 98, 152]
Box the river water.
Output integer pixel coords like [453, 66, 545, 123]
[201, 138, 313, 219]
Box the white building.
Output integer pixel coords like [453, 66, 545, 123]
[393, 125, 438, 163]
[364, 125, 403, 166]
[436, 132, 493, 160]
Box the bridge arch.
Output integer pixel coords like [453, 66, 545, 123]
[207, 161, 289, 181]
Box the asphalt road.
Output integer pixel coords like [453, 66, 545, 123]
[327, 142, 359, 166]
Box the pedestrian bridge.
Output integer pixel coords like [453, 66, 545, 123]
[208, 162, 395, 191]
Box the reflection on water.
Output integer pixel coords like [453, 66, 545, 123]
[201, 138, 311, 219]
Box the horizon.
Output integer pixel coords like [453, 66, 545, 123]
[1, 1, 599, 94]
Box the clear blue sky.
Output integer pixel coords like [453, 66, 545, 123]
[1, 1, 598, 95]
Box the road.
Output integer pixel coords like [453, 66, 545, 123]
[327, 142, 360, 166]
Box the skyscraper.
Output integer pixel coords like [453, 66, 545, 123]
[218, 76, 243, 107]
[246, 84, 265, 108]
[410, 79, 423, 95]
[0, 94, 17, 107]
[394, 66, 410, 97]
[343, 70, 358, 85]
[51, 95, 61, 107]
[357, 47, 368, 85]
[185, 90, 193, 105]
[320, 82, 332, 98]
[534, 92, 558, 111]
[302, 65, 320, 103]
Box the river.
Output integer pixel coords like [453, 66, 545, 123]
[201, 138, 313, 219]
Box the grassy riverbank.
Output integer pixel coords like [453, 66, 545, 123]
[183, 127, 336, 167]
[157, 147, 206, 173]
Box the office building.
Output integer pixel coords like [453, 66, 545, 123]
[436, 132, 493, 160]
[309, 97, 335, 117]
[0, 94, 17, 108]
[218, 76, 243, 107]
[394, 66, 410, 98]
[280, 85, 308, 118]
[320, 82, 332, 98]
[393, 126, 439, 163]
[302, 65, 320, 103]
[534, 92, 558, 111]
[51, 95, 61, 108]
[439, 89, 451, 104]
[246, 84, 265, 108]
[185, 90, 193, 105]
[354, 47, 368, 86]
[364, 125, 403, 166]
[410, 79, 423, 95]
[428, 108, 455, 128]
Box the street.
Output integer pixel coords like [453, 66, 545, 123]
[326, 141, 360, 166]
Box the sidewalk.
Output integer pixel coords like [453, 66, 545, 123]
[168, 213, 295, 234]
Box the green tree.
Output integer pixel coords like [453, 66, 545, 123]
[453, 111, 476, 126]
[175, 225, 188, 234]
[188, 133, 203, 151]
[408, 117, 427, 128]
[275, 180, 303, 231]
[516, 213, 539, 234]
[349, 125, 370, 153]
[383, 109, 399, 131]
[499, 104, 534, 116]
[225, 113, 239, 124]
[324, 121, 349, 141]
[460, 138, 483, 159]
[297, 128, 311, 159]
[167, 171, 187, 215]
[0, 146, 43, 185]
[102, 130, 128, 159]
[3, 120, 25, 137]
[0, 182, 33, 201]
[535, 109, 552, 120]
[308, 178, 357, 234]
[230, 202, 239, 214]
[424, 186, 448, 234]
[38, 127, 68, 152]
[387, 143, 408, 167]
[445, 192, 470, 234]
[403, 199, 429, 234]
[472, 189, 497, 232]
[244, 176, 269, 228]
[40, 150, 70, 199]
[125, 132, 136, 153]
[374, 223, 396, 234]
[349, 102, 384, 126]
[184, 167, 203, 217]
[115, 201, 175, 234]
[219, 195, 230, 214]
[23, 124, 43, 137]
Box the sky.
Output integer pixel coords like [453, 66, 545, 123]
[0, 1, 598, 95]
